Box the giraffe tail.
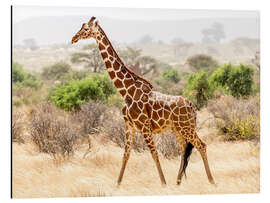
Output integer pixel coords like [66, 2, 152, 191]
[183, 142, 194, 177]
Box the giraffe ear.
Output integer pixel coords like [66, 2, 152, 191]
[94, 20, 99, 27]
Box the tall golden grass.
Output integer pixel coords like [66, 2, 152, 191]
[12, 123, 259, 198]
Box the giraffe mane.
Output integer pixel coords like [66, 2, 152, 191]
[98, 25, 154, 89]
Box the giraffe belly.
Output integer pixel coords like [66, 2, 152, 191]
[151, 120, 172, 135]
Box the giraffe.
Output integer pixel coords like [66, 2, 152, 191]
[72, 17, 215, 186]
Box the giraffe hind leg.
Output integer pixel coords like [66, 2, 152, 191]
[172, 128, 193, 185]
[188, 132, 215, 185]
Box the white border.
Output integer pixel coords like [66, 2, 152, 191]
[1, 0, 269, 202]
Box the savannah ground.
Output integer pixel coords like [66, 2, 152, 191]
[12, 109, 260, 198]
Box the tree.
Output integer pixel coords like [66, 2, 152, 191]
[42, 61, 71, 80]
[210, 64, 254, 98]
[136, 35, 154, 45]
[71, 43, 105, 73]
[185, 71, 214, 109]
[23, 38, 39, 50]
[119, 46, 161, 77]
[201, 22, 226, 44]
[119, 46, 142, 67]
[161, 69, 181, 84]
[187, 54, 218, 73]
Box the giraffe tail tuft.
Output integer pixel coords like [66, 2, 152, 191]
[183, 142, 194, 177]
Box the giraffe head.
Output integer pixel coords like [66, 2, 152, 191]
[72, 17, 99, 44]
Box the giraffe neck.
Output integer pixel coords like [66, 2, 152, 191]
[95, 26, 153, 99]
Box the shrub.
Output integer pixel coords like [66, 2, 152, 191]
[161, 68, 181, 83]
[154, 79, 183, 96]
[107, 93, 124, 109]
[12, 62, 41, 89]
[71, 101, 107, 135]
[185, 70, 214, 109]
[60, 70, 89, 84]
[12, 86, 44, 107]
[29, 103, 80, 158]
[49, 73, 116, 111]
[207, 95, 260, 141]
[12, 110, 24, 144]
[71, 43, 105, 73]
[103, 117, 148, 153]
[42, 61, 71, 80]
[156, 132, 180, 159]
[210, 64, 254, 98]
[187, 54, 218, 72]
[12, 63, 25, 83]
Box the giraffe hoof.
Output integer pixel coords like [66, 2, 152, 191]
[176, 181, 181, 186]
[209, 179, 216, 185]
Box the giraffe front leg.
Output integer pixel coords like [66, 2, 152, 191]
[142, 121, 166, 185]
[117, 123, 135, 185]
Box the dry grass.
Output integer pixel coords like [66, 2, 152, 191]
[12, 123, 260, 198]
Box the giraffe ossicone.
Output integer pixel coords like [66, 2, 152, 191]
[72, 16, 215, 186]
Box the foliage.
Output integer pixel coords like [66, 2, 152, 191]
[187, 54, 218, 72]
[119, 46, 142, 66]
[210, 64, 254, 98]
[154, 78, 183, 96]
[201, 22, 226, 44]
[12, 63, 25, 83]
[161, 68, 181, 83]
[71, 43, 104, 73]
[107, 93, 124, 109]
[12, 62, 41, 89]
[208, 95, 260, 141]
[42, 61, 71, 80]
[49, 73, 116, 111]
[185, 70, 214, 109]
[119, 46, 161, 76]
[59, 70, 89, 84]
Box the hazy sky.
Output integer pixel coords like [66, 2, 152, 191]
[13, 5, 259, 23]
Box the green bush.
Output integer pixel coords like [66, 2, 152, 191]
[50, 73, 116, 111]
[161, 68, 181, 83]
[42, 61, 71, 80]
[187, 54, 218, 72]
[210, 64, 254, 98]
[154, 78, 183, 96]
[60, 70, 89, 85]
[12, 63, 25, 83]
[12, 62, 41, 89]
[185, 70, 214, 109]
